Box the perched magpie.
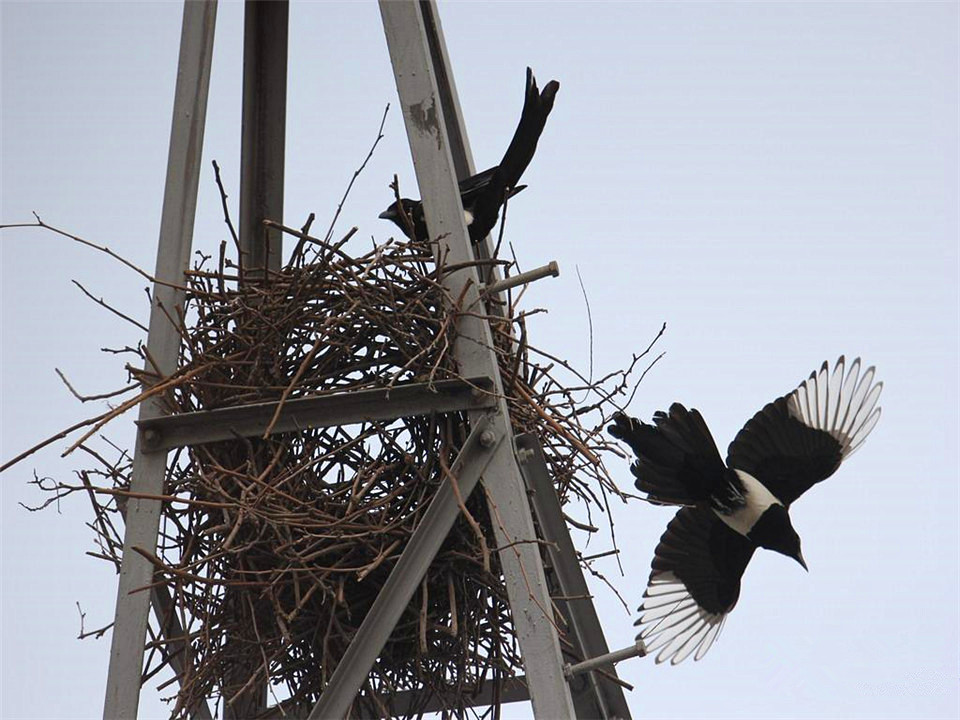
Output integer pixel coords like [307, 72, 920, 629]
[379, 67, 559, 243]
[608, 357, 882, 664]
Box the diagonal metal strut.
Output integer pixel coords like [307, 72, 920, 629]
[102, 3, 217, 718]
[370, 2, 578, 718]
[307, 416, 503, 719]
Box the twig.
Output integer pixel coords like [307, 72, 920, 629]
[71, 280, 149, 332]
[322, 103, 389, 245]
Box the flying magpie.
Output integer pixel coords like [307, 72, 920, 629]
[379, 67, 559, 243]
[608, 357, 882, 664]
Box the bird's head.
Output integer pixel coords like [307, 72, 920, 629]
[378, 199, 418, 238]
[748, 504, 808, 571]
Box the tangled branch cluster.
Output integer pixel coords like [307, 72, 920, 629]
[21, 214, 660, 717]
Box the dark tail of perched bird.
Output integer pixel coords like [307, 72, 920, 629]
[378, 67, 559, 244]
[464, 68, 559, 241]
[608, 405, 726, 506]
[496, 68, 560, 194]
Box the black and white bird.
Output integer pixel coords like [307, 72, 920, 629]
[608, 357, 882, 664]
[379, 67, 559, 243]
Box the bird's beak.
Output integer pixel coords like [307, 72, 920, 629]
[378, 209, 395, 220]
[795, 551, 809, 572]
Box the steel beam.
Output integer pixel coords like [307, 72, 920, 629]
[239, 0, 288, 275]
[377, 2, 577, 718]
[111, 494, 214, 720]
[137, 376, 495, 452]
[148, 580, 214, 720]
[517, 434, 634, 719]
[103, 2, 217, 717]
[369, 676, 529, 717]
[307, 417, 503, 719]
[415, 0, 503, 290]
[230, 6, 290, 711]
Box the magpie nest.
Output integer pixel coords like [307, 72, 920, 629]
[18, 212, 661, 718]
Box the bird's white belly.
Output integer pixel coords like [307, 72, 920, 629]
[714, 469, 781, 536]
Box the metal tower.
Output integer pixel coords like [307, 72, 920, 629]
[101, 3, 634, 718]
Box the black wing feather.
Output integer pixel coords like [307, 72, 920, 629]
[608, 406, 726, 505]
[727, 397, 842, 506]
[636, 506, 756, 664]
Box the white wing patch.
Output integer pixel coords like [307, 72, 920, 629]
[635, 572, 726, 664]
[787, 356, 883, 460]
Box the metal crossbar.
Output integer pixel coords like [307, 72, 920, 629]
[137, 376, 495, 452]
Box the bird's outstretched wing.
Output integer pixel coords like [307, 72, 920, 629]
[726, 356, 882, 506]
[608, 405, 726, 506]
[636, 506, 756, 664]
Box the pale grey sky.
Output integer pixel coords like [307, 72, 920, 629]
[2, 2, 957, 719]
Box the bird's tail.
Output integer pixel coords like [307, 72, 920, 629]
[495, 67, 560, 193]
[608, 406, 726, 505]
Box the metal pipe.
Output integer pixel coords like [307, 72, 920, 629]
[564, 640, 647, 679]
[484, 260, 560, 295]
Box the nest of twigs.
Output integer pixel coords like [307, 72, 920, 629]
[17, 199, 661, 717]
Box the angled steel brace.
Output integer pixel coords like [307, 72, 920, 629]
[307, 416, 503, 719]
[137, 376, 495, 452]
[103, 3, 217, 717]
[111, 494, 214, 720]
[367, 676, 529, 718]
[517, 435, 634, 719]
[378, 2, 577, 717]
[147, 579, 214, 720]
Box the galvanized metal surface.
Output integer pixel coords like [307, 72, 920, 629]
[137, 376, 495, 452]
[484, 260, 560, 296]
[149, 580, 215, 719]
[239, 0, 287, 275]
[367, 676, 530, 718]
[306, 417, 502, 719]
[258, 676, 530, 719]
[102, 3, 218, 717]
[111, 492, 214, 720]
[517, 434, 634, 720]
[228, 5, 291, 714]
[416, 0, 474, 183]
[416, 0, 509, 291]
[565, 642, 647, 680]
[375, 2, 577, 718]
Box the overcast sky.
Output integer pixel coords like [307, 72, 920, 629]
[2, 2, 957, 719]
